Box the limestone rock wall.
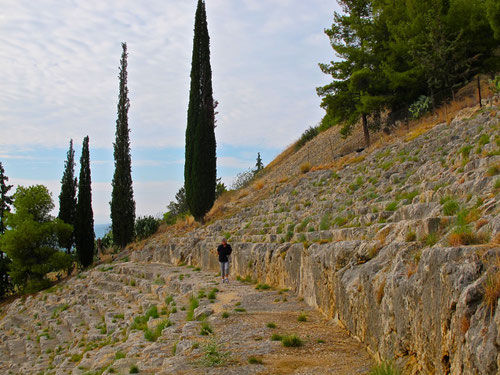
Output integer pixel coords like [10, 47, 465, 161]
[132, 107, 500, 374]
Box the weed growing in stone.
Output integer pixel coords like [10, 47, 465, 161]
[202, 339, 230, 367]
[369, 361, 401, 375]
[297, 313, 307, 322]
[281, 334, 303, 347]
[248, 356, 263, 364]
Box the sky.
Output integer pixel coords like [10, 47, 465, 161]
[0, 0, 338, 224]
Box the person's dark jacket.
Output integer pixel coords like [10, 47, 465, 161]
[217, 244, 232, 262]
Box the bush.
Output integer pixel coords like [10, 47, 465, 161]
[409, 95, 431, 119]
[487, 164, 500, 176]
[202, 339, 229, 367]
[231, 169, 256, 190]
[385, 201, 398, 211]
[135, 216, 160, 240]
[129, 364, 139, 374]
[442, 200, 459, 216]
[300, 162, 312, 174]
[295, 126, 319, 150]
[266, 322, 276, 328]
[297, 313, 307, 322]
[281, 334, 303, 347]
[484, 270, 500, 314]
[271, 333, 283, 341]
[200, 322, 213, 335]
[369, 361, 401, 375]
[248, 356, 263, 364]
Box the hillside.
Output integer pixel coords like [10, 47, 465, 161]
[133, 103, 500, 374]
[1, 102, 499, 375]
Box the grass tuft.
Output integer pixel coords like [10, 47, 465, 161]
[281, 334, 303, 347]
[248, 356, 263, 364]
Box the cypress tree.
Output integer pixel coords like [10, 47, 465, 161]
[185, 0, 217, 222]
[0, 162, 13, 298]
[111, 42, 136, 247]
[255, 153, 264, 172]
[75, 136, 95, 268]
[58, 139, 77, 252]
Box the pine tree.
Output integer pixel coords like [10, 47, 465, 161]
[255, 153, 264, 172]
[1, 185, 72, 293]
[58, 139, 77, 253]
[111, 42, 136, 247]
[185, 0, 217, 222]
[75, 136, 95, 268]
[0, 162, 13, 298]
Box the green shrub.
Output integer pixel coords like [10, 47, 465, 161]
[385, 201, 398, 211]
[221, 311, 229, 319]
[200, 322, 213, 336]
[333, 216, 348, 227]
[479, 134, 490, 146]
[320, 214, 331, 230]
[494, 179, 500, 189]
[186, 297, 199, 321]
[282, 334, 303, 347]
[234, 308, 246, 312]
[409, 95, 431, 119]
[487, 164, 500, 176]
[459, 145, 473, 162]
[442, 200, 459, 215]
[369, 361, 401, 375]
[266, 322, 277, 328]
[271, 333, 283, 341]
[297, 313, 307, 322]
[255, 283, 271, 290]
[202, 339, 229, 367]
[129, 364, 139, 374]
[115, 351, 126, 360]
[248, 356, 263, 364]
[207, 288, 218, 300]
[134, 216, 160, 240]
[145, 306, 159, 319]
[295, 126, 319, 150]
[423, 233, 439, 247]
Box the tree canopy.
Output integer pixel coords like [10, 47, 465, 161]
[318, 0, 499, 146]
[185, 0, 217, 222]
[0, 185, 72, 293]
[111, 42, 136, 248]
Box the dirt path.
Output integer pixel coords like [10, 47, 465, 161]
[0, 261, 372, 375]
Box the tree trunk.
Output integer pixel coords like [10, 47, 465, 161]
[362, 113, 370, 148]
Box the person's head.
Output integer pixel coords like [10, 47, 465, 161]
[221, 238, 227, 245]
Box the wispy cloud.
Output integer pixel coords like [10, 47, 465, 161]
[0, 0, 336, 151]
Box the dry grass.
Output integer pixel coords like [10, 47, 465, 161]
[484, 263, 500, 315]
[448, 232, 489, 246]
[253, 179, 265, 190]
[475, 219, 489, 231]
[491, 233, 500, 245]
[266, 142, 297, 170]
[300, 162, 312, 174]
[459, 315, 470, 334]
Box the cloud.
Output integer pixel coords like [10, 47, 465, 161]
[0, 0, 337, 151]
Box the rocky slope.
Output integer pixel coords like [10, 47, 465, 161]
[133, 106, 500, 374]
[0, 261, 371, 374]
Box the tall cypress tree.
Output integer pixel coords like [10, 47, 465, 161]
[185, 0, 217, 222]
[0, 162, 13, 298]
[111, 42, 135, 247]
[58, 139, 77, 253]
[75, 136, 95, 268]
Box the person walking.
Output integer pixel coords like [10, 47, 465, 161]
[217, 238, 232, 283]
